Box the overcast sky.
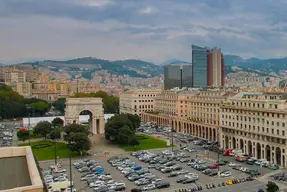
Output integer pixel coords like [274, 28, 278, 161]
[1, 0, 287, 64]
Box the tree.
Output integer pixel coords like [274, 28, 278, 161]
[104, 114, 133, 141]
[50, 128, 61, 140]
[52, 117, 64, 128]
[63, 124, 89, 136]
[17, 129, 30, 142]
[28, 101, 50, 116]
[66, 132, 91, 155]
[126, 114, 141, 130]
[71, 91, 119, 114]
[52, 98, 66, 114]
[118, 126, 134, 144]
[34, 121, 52, 139]
[266, 181, 279, 192]
[129, 136, 139, 150]
[0, 83, 26, 119]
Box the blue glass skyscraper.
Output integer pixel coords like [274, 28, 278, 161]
[192, 45, 208, 88]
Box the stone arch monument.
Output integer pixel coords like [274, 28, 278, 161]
[64, 97, 105, 134]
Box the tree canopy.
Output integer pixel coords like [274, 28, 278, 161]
[17, 129, 30, 142]
[52, 98, 66, 114]
[0, 83, 51, 119]
[71, 91, 119, 114]
[50, 128, 61, 140]
[63, 123, 90, 154]
[34, 121, 52, 139]
[105, 113, 141, 146]
[28, 101, 50, 116]
[266, 181, 279, 192]
[0, 83, 26, 119]
[52, 117, 64, 128]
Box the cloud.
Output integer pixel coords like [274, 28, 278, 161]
[139, 7, 156, 15]
[0, 0, 287, 64]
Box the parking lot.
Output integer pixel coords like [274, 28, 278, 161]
[0, 122, 15, 147]
[40, 146, 266, 192]
[37, 122, 279, 192]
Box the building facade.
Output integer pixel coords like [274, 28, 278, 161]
[119, 89, 161, 116]
[220, 92, 287, 167]
[164, 64, 192, 90]
[192, 45, 208, 88]
[192, 45, 225, 88]
[139, 88, 235, 142]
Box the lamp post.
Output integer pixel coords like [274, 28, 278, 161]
[66, 141, 73, 192]
[25, 105, 31, 146]
[217, 144, 220, 175]
[54, 139, 57, 165]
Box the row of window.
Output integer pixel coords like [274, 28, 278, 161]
[233, 101, 279, 109]
[138, 94, 157, 97]
[222, 128, 285, 145]
[222, 121, 286, 136]
[222, 115, 286, 127]
[222, 108, 286, 118]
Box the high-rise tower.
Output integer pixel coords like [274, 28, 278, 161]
[192, 45, 225, 87]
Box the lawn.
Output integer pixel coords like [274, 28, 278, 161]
[120, 134, 173, 151]
[19, 141, 89, 160]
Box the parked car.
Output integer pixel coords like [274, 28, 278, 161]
[220, 171, 231, 177]
[210, 164, 219, 169]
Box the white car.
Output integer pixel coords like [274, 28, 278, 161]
[55, 168, 66, 173]
[65, 188, 76, 192]
[44, 175, 53, 180]
[142, 184, 156, 191]
[220, 171, 231, 177]
[90, 181, 105, 187]
[228, 162, 238, 167]
[152, 179, 162, 184]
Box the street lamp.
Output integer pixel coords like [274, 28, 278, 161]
[217, 144, 220, 175]
[65, 141, 73, 192]
[25, 105, 31, 146]
[54, 139, 57, 165]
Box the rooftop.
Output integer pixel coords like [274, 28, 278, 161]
[0, 146, 43, 192]
[0, 157, 31, 190]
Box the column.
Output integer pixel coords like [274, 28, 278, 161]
[92, 117, 97, 135]
[212, 128, 214, 142]
[220, 134, 224, 148]
[100, 118, 105, 134]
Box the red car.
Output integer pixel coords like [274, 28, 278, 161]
[209, 164, 219, 169]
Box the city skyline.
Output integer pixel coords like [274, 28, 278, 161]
[1, 0, 287, 64]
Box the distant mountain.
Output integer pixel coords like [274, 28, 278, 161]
[15, 57, 163, 79]
[224, 55, 287, 74]
[224, 55, 244, 65]
[160, 59, 192, 66]
[10, 54, 287, 80]
[0, 63, 6, 66]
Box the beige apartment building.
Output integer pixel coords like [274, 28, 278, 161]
[139, 88, 236, 142]
[220, 92, 287, 167]
[119, 89, 161, 116]
[3, 68, 33, 97]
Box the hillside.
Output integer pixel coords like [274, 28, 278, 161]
[16, 57, 163, 79]
[160, 59, 192, 66]
[224, 55, 287, 74]
[11, 54, 287, 79]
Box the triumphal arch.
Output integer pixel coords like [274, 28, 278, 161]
[64, 97, 105, 134]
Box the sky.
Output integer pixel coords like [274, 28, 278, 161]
[1, 0, 287, 64]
